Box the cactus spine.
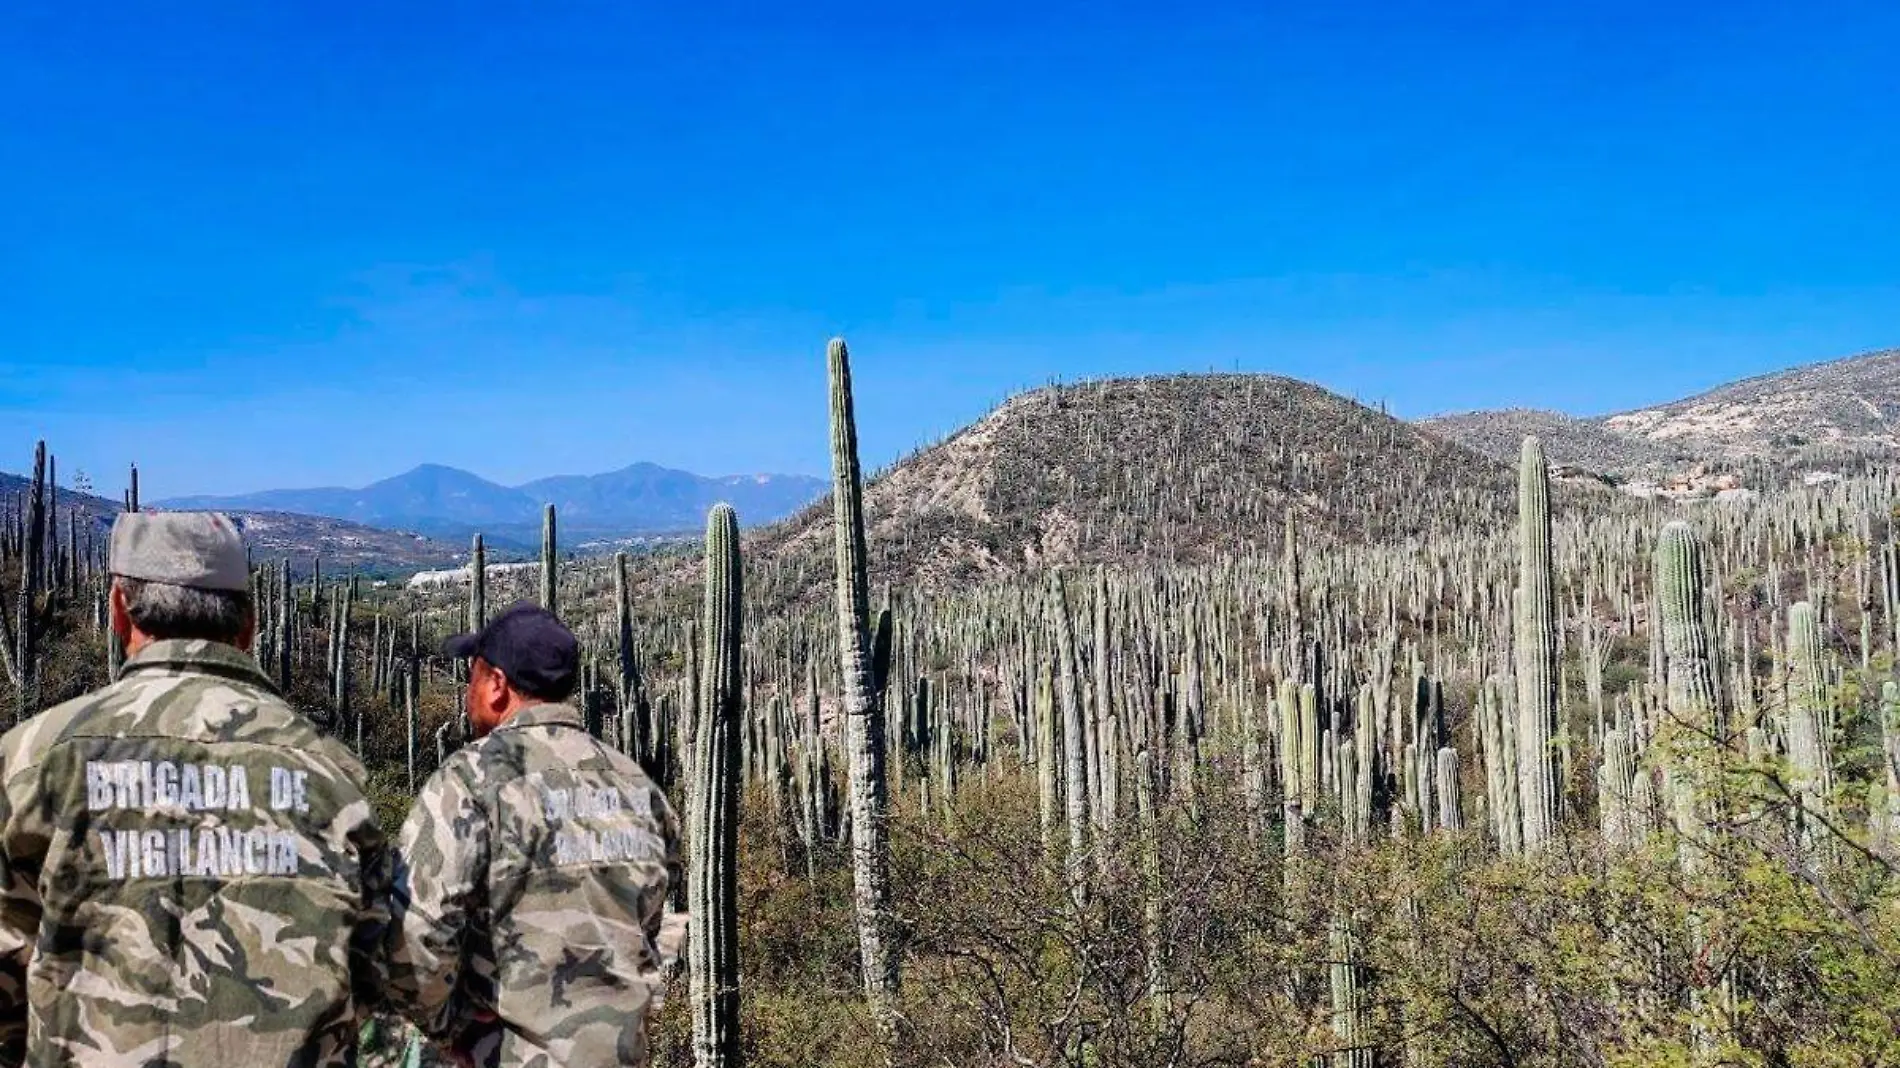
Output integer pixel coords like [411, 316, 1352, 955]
[1514, 436, 1560, 851]
[826, 338, 901, 1036]
[690, 504, 743, 1068]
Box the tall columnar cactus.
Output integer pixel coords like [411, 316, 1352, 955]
[1882, 540, 1899, 660]
[1785, 601, 1834, 824]
[690, 504, 743, 1068]
[615, 551, 647, 765]
[404, 664, 419, 794]
[1479, 677, 1522, 855]
[1598, 729, 1637, 848]
[337, 581, 355, 749]
[1435, 747, 1462, 833]
[276, 561, 292, 691]
[826, 337, 901, 1035]
[1514, 436, 1560, 852]
[1037, 666, 1059, 853]
[1655, 521, 1732, 881]
[470, 534, 487, 632]
[1134, 748, 1169, 1024]
[1299, 682, 1321, 814]
[1092, 569, 1119, 837]
[1284, 509, 1303, 677]
[14, 442, 46, 719]
[1878, 681, 1900, 857]
[1329, 916, 1373, 1068]
[539, 506, 558, 617]
[1279, 683, 1305, 856]
[1656, 522, 1724, 742]
[1048, 571, 1091, 899]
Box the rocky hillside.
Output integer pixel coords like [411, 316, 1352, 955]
[1421, 347, 1899, 474]
[1601, 348, 1900, 461]
[1418, 408, 1684, 472]
[750, 373, 1525, 590]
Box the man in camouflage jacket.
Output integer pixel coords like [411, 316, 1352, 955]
[388, 602, 682, 1068]
[0, 512, 391, 1067]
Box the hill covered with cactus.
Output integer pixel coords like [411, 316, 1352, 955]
[748, 372, 1537, 591]
[1421, 346, 1900, 475]
[1602, 346, 1900, 460]
[1418, 407, 1686, 474]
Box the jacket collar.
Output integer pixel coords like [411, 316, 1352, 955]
[120, 639, 280, 694]
[501, 703, 585, 732]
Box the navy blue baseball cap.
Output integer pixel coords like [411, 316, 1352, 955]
[442, 601, 579, 700]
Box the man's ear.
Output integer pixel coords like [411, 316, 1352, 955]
[109, 580, 133, 643]
[471, 658, 497, 707]
[236, 607, 257, 653]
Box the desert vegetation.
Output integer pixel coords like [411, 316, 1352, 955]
[4, 342, 1900, 1067]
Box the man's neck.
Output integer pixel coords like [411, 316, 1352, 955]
[123, 628, 156, 659]
[476, 696, 545, 737]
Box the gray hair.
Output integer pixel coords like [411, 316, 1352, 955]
[117, 577, 253, 644]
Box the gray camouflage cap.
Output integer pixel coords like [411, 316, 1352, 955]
[109, 511, 250, 591]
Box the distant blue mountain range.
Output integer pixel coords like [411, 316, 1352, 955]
[158, 462, 827, 546]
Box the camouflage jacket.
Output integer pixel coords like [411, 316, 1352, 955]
[388, 703, 681, 1068]
[0, 639, 391, 1068]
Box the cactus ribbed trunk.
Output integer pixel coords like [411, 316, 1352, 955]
[1134, 748, 1169, 1025]
[1879, 681, 1900, 857]
[1786, 601, 1833, 832]
[1479, 677, 1522, 855]
[1037, 667, 1058, 853]
[616, 551, 646, 765]
[690, 504, 743, 1068]
[1514, 436, 1560, 851]
[1299, 683, 1321, 814]
[276, 561, 292, 691]
[15, 442, 45, 721]
[334, 583, 354, 747]
[1048, 572, 1090, 902]
[1657, 522, 1724, 743]
[1599, 729, 1636, 847]
[1329, 917, 1373, 1068]
[1092, 569, 1119, 837]
[1657, 521, 1730, 871]
[1435, 747, 1462, 832]
[539, 506, 557, 617]
[826, 338, 901, 1039]
[1280, 683, 1305, 857]
[470, 534, 487, 632]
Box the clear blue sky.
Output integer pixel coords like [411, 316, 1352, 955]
[3, 1, 1895, 499]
